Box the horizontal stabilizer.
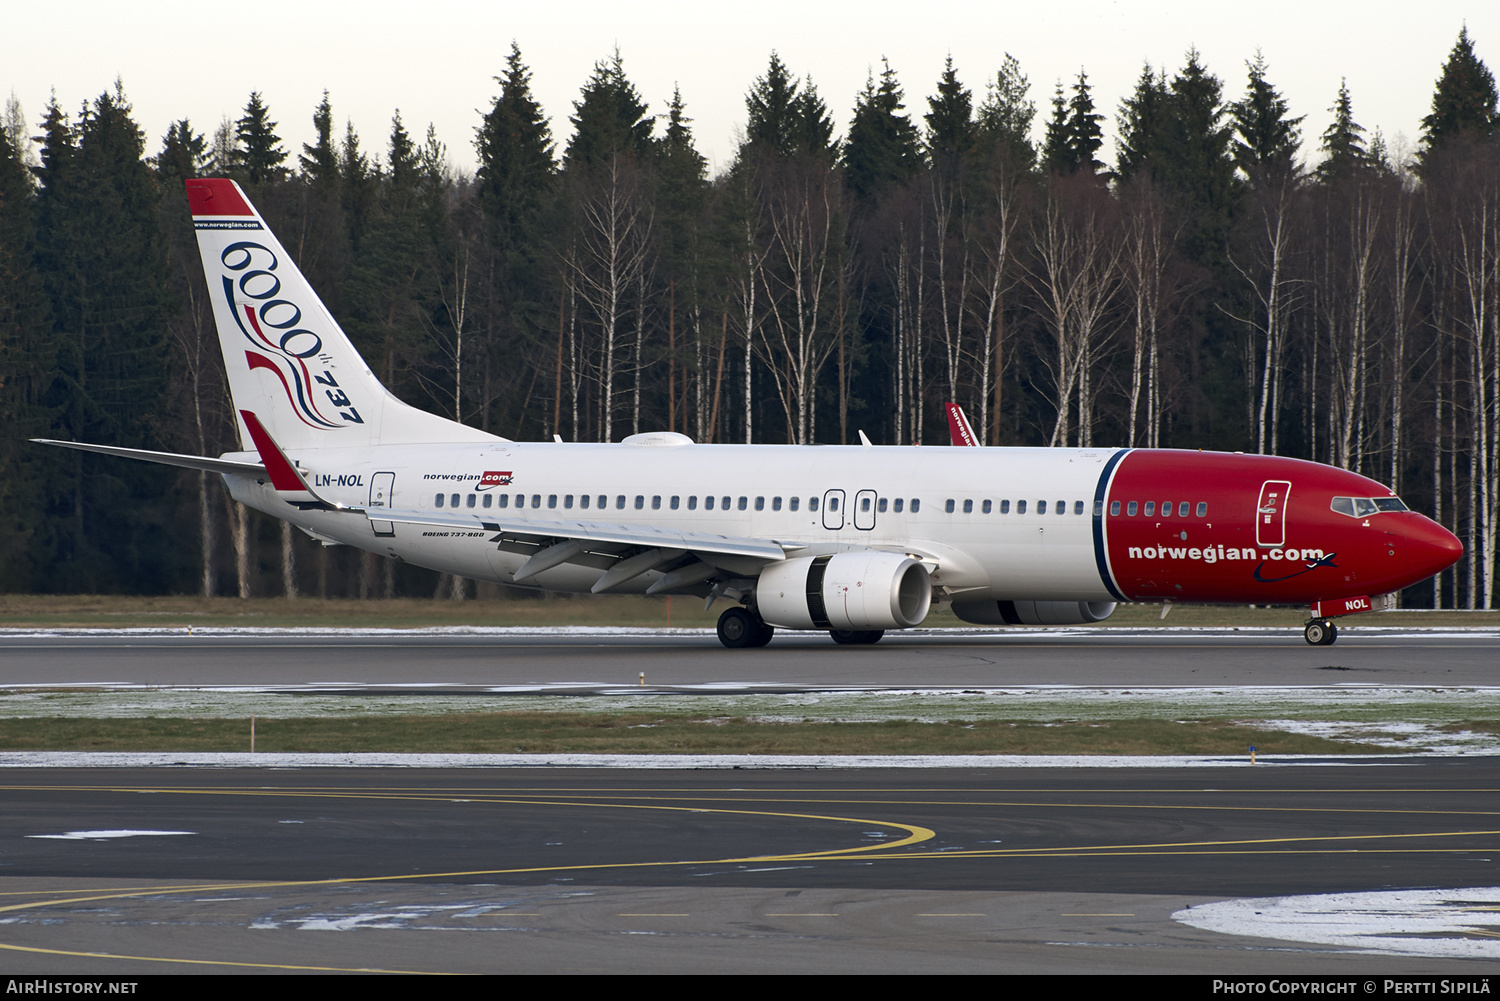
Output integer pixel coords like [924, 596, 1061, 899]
[31, 439, 265, 477]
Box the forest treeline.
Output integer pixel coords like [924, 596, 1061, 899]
[1, 32, 1498, 607]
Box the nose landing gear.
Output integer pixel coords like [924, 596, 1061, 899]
[1303, 619, 1338, 646]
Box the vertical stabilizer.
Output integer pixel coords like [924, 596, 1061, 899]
[187, 178, 501, 450]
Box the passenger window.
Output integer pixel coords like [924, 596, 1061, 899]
[651, 496, 661, 510]
[483, 494, 492, 508]
[755, 497, 765, 511]
[738, 496, 748, 511]
[547, 495, 557, 509]
[1017, 500, 1027, 514]
[1144, 501, 1154, 516]
[945, 499, 956, 513]
[982, 500, 991, 514]
[1178, 501, 1189, 517]
[1075, 500, 1084, 515]
[893, 498, 904, 513]
[911, 499, 920, 513]
[670, 496, 679, 510]
[580, 494, 589, 509]
[499, 494, 509, 509]
[532, 494, 541, 508]
[1196, 501, 1207, 517]
[1110, 500, 1120, 516]
[721, 496, 730, 510]
[1000, 499, 1010, 514]
[1037, 500, 1047, 516]
[879, 498, 888, 513]
[963, 499, 973, 513]
[452, 494, 461, 508]
[564, 495, 573, 509]
[789, 497, 799, 511]
[705, 496, 715, 510]
[435, 494, 444, 507]
[616, 495, 626, 509]
[810, 497, 820, 512]
[828, 497, 838, 511]
[464, 494, 473, 508]
[598, 495, 606, 509]
[772, 497, 782, 511]
[687, 496, 697, 510]
[1127, 501, 1137, 516]
[635, 495, 645, 510]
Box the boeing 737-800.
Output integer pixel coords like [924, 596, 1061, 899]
[36, 179, 1463, 647]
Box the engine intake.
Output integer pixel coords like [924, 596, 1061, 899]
[757, 552, 932, 631]
[952, 600, 1117, 626]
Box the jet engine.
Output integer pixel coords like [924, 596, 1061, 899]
[756, 552, 932, 631]
[952, 599, 1117, 626]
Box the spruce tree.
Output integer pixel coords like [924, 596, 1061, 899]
[1316, 79, 1368, 185]
[843, 60, 923, 205]
[33, 85, 173, 590]
[0, 121, 54, 588]
[1065, 70, 1105, 175]
[924, 57, 974, 182]
[299, 91, 339, 184]
[1421, 26, 1498, 159]
[234, 91, 287, 184]
[1041, 81, 1071, 174]
[1116, 63, 1169, 183]
[744, 53, 801, 157]
[564, 50, 653, 173]
[1230, 54, 1302, 185]
[154, 120, 206, 185]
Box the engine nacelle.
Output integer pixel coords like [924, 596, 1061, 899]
[952, 599, 1117, 626]
[757, 552, 932, 631]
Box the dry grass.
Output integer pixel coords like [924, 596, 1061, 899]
[0, 713, 1390, 756]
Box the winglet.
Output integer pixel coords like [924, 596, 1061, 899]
[944, 402, 980, 447]
[239, 409, 343, 509]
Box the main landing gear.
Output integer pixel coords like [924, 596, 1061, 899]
[1303, 619, 1338, 646]
[717, 606, 775, 648]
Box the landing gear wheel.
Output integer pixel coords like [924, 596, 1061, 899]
[830, 629, 885, 645]
[718, 607, 773, 648]
[1303, 619, 1338, 646]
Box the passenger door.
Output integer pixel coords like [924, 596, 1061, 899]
[822, 489, 846, 531]
[369, 471, 395, 536]
[853, 489, 877, 531]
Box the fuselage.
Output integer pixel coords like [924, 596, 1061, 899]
[222, 440, 1461, 610]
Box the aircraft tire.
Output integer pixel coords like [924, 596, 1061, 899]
[1304, 620, 1338, 646]
[749, 620, 775, 647]
[830, 629, 884, 645]
[717, 607, 761, 649]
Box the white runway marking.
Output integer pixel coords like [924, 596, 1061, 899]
[26, 829, 196, 840]
[1174, 887, 1500, 958]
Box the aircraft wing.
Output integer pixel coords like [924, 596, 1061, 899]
[369, 506, 791, 563]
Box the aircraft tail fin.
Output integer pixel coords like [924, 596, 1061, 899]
[944, 402, 980, 446]
[186, 178, 501, 451]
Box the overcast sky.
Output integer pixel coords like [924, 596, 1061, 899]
[7, 1, 1497, 178]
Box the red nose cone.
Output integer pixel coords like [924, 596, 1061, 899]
[1406, 515, 1464, 581]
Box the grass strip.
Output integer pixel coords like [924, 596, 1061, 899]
[0, 713, 1392, 756]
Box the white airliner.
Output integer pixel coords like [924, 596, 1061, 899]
[37, 179, 1462, 647]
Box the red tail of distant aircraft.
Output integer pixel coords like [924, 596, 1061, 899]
[34, 180, 1463, 647]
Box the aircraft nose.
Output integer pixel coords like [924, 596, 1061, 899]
[1404, 515, 1463, 581]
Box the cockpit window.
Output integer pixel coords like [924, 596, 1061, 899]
[1332, 496, 1408, 517]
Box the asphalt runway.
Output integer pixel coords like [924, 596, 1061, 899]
[2, 628, 1498, 689]
[1, 762, 1498, 974]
